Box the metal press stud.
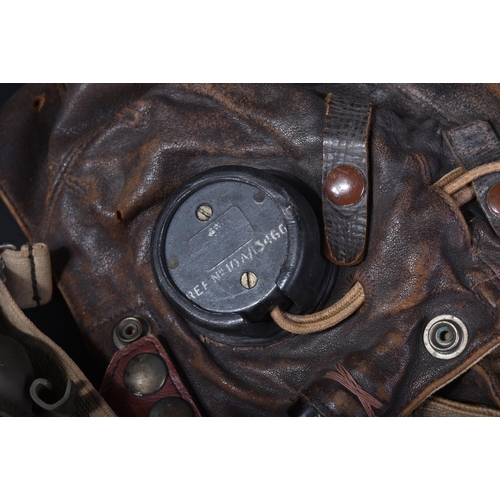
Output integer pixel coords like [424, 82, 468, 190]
[123, 353, 168, 396]
[149, 397, 194, 417]
[113, 316, 150, 349]
[423, 315, 468, 359]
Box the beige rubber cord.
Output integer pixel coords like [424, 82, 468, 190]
[273, 161, 500, 335]
[271, 282, 365, 334]
[439, 161, 500, 195]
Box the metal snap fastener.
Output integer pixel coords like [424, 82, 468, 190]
[487, 183, 500, 217]
[423, 315, 468, 359]
[123, 353, 168, 396]
[113, 316, 150, 349]
[148, 397, 195, 417]
[325, 165, 365, 206]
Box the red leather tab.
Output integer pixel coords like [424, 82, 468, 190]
[99, 335, 202, 417]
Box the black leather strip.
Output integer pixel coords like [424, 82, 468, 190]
[445, 121, 500, 236]
[322, 94, 372, 266]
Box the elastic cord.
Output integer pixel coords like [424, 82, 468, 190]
[441, 161, 500, 195]
[270, 282, 365, 334]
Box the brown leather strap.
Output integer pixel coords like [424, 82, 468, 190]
[445, 121, 500, 236]
[100, 335, 202, 417]
[322, 94, 372, 266]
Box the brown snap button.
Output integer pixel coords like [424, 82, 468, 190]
[487, 183, 500, 217]
[325, 166, 365, 206]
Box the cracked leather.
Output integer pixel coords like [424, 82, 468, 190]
[2, 84, 500, 416]
[322, 94, 372, 266]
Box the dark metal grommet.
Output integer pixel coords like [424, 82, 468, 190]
[123, 353, 168, 396]
[423, 315, 468, 359]
[325, 165, 365, 206]
[487, 183, 500, 217]
[148, 397, 195, 417]
[113, 316, 150, 349]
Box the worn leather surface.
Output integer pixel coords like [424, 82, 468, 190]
[2, 84, 500, 415]
[322, 94, 372, 265]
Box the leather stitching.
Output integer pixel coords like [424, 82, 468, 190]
[448, 122, 497, 156]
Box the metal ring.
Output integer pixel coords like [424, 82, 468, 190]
[113, 316, 150, 349]
[423, 315, 468, 359]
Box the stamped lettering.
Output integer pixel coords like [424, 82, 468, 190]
[186, 223, 287, 300]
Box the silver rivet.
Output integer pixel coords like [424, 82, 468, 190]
[149, 397, 195, 417]
[113, 316, 150, 349]
[240, 271, 258, 289]
[196, 204, 213, 221]
[423, 315, 468, 359]
[123, 353, 168, 396]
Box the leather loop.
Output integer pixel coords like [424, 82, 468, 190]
[445, 121, 500, 236]
[322, 94, 372, 266]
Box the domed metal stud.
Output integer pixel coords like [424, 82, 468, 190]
[325, 165, 365, 206]
[123, 353, 168, 396]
